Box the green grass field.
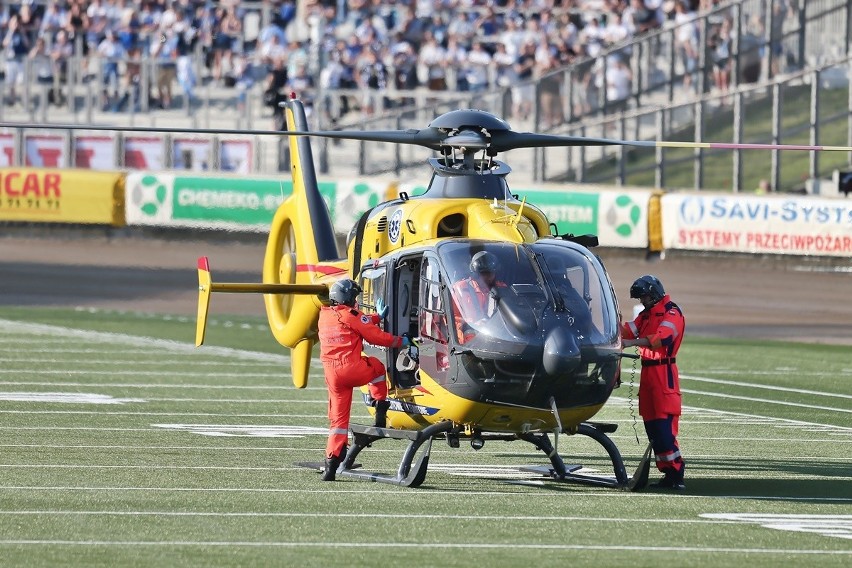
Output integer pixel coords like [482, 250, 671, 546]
[0, 306, 849, 567]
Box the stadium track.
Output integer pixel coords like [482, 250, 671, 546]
[2, 231, 851, 346]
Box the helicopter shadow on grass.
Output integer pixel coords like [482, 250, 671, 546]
[675, 456, 852, 501]
[467, 451, 852, 499]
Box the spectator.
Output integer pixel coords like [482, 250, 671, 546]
[212, 6, 241, 82]
[117, 45, 142, 112]
[39, 1, 68, 40]
[604, 55, 633, 113]
[3, 14, 30, 106]
[355, 49, 388, 115]
[97, 29, 125, 111]
[48, 28, 72, 106]
[263, 54, 289, 131]
[445, 35, 468, 91]
[537, 51, 563, 128]
[229, 54, 254, 112]
[710, 16, 731, 94]
[63, 2, 89, 55]
[150, 28, 177, 109]
[512, 40, 537, 121]
[419, 31, 447, 91]
[174, 9, 198, 105]
[465, 40, 492, 93]
[673, 1, 699, 91]
[29, 36, 54, 91]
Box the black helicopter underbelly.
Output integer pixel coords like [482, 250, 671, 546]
[444, 346, 621, 410]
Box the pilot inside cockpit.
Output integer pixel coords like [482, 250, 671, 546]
[451, 251, 509, 343]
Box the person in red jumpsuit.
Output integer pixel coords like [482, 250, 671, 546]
[318, 278, 410, 481]
[451, 251, 508, 343]
[622, 275, 687, 490]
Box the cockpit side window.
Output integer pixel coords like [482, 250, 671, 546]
[418, 258, 449, 344]
[359, 265, 387, 317]
[535, 244, 617, 341]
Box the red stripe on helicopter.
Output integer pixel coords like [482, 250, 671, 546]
[296, 264, 347, 276]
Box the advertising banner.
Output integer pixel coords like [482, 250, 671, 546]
[125, 173, 397, 232]
[0, 168, 123, 224]
[0, 133, 14, 166]
[126, 172, 294, 229]
[661, 193, 852, 257]
[24, 134, 67, 168]
[74, 135, 116, 170]
[219, 139, 253, 173]
[124, 137, 164, 169]
[513, 187, 653, 248]
[172, 138, 212, 171]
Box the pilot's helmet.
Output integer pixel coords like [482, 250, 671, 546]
[469, 251, 499, 274]
[329, 278, 362, 307]
[629, 275, 665, 304]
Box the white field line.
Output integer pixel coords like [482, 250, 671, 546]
[1, 464, 849, 480]
[0, 540, 846, 554]
[0, 381, 325, 390]
[681, 375, 852, 399]
[681, 389, 852, 414]
[2, 443, 850, 453]
[0, 411, 327, 417]
[0, 485, 849, 502]
[0, 319, 290, 364]
[0, 510, 849, 524]
[1, 359, 283, 367]
[0, 510, 748, 523]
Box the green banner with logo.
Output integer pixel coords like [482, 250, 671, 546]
[515, 189, 600, 235]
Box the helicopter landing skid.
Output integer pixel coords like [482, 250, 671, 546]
[332, 421, 455, 487]
[518, 422, 645, 491]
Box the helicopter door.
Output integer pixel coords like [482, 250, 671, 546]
[357, 265, 391, 374]
[391, 256, 422, 388]
[416, 256, 451, 383]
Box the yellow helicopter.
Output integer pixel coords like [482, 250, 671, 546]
[189, 95, 852, 490]
[189, 95, 651, 490]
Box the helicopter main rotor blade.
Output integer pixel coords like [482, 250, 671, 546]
[0, 121, 449, 150]
[283, 127, 447, 150]
[489, 131, 632, 152]
[490, 130, 852, 153]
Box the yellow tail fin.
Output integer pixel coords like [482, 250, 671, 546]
[196, 257, 213, 347]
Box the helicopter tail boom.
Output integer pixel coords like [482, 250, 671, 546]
[195, 256, 327, 347]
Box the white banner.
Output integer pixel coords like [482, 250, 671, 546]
[74, 136, 115, 170]
[173, 138, 211, 171]
[0, 133, 14, 166]
[661, 193, 852, 257]
[124, 137, 164, 170]
[24, 134, 66, 168]
[219, 139, 253, 173]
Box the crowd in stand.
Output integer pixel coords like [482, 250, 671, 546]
[0, 0, 791, 126]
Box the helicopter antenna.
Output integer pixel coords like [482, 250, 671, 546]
[512, 197, 527, 228]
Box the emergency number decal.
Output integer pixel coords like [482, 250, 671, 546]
[388, 209, 403, 244]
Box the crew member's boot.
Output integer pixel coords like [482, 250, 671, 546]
[374, 399, 391, 428]
[322, 451, 343, 482]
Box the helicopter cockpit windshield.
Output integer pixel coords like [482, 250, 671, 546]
[438, 240, 618, 352]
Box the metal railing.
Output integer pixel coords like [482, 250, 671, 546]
[1, 0, 849, 190]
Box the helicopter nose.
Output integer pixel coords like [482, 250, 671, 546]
[542, 327, 582, 377]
